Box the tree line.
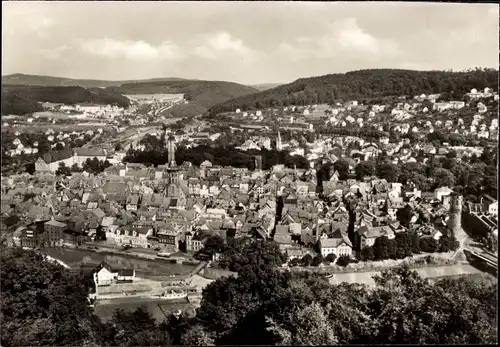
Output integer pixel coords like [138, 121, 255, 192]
[1, 242, 496, 347]
[208, 68, 499, 116]
[1, 85, 130, 115]
[55, 157, 112, 176]
[123, 145, 310, 170]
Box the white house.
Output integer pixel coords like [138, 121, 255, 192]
[482, 195, 498, 217]
[319, 231, 352, 258]
[434, 186, 453, 202]
[93, 262, 136, 287]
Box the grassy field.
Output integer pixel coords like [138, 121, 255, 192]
[3, 123, 114, 134]
[124, 93, 184, 102]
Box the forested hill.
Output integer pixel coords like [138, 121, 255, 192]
[1, 85, 131, 115]
[113, 80, 259, 109]
[1, 75, 259, 117]
[250, 83, 284, 91]
[208, 68, 499, 116]
[2, 73, 189, 88]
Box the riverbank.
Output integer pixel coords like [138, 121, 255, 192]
[327, 264, 488, 287]
[41, 247, 197, 277]
[287, 252, 460, 274]
[93, 262, 492, 324]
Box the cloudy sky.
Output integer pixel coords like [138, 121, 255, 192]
[2, 1, 498, 85]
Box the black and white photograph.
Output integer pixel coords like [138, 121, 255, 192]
[1, 1, 498, 346]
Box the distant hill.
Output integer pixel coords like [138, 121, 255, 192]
[2, 73, 189, 88]
[1, 74, 260, 117]
[1, 85, 130, 115]
[114, 80, 258, 107]
[1, 93, 44, 116]
[113, 80, 259, 117]
[250, 83, 284, 91]
[208, 68, 499, 116]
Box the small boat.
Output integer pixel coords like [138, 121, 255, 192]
[155, 290, 188, 300]
[324, 273, 334, 279]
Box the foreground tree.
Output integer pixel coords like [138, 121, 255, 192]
[106, 307, 171, 346]
[0, 247, 105, 347]
[370, 265, 497, 344]
[180, 324, 215, 346]
[266, 302, 338, 345]
[218, 239, 286, 272]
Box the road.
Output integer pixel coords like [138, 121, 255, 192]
[155, 104, 174, 116]
[99, 126, 159, 146]
[83, 133, 102, 148]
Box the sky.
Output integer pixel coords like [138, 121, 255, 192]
[2, 1, 498, 85]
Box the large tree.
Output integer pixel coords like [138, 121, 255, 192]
[333, 159, 350, 180]
[195, 256, 498, 345]
[0, 247, 105, 347]
[107, 307, 171, 346]
[355, 161, 376, 180]
[266, 302, 338, 345]
[218, 239, 286, 272]
[376, 162, 400, 183]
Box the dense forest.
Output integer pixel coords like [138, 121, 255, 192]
[1, 85, 131, 115]
[0, 92, 44, 115]
[208, 68, 499, 116]
[1, 245, 497, 346]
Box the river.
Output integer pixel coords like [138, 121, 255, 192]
[328, 264, 491, 287]
[42, 247, 197, 277]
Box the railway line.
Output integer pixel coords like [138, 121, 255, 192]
[466, 248, 498, 269]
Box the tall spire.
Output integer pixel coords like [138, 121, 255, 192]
[167, 136, 176, 167]
[276, 130, 283, 151]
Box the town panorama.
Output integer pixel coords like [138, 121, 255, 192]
[1, 1, 498, 346]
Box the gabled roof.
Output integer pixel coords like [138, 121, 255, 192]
[44, 218, 67, 228]
[101, 216, 115, 227]
[41, 148, 73, 164]
[74, 148, 106, 157]
[103, 182, 128, 195]
[126, 195, 139, 205]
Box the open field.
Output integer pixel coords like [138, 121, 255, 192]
[124, 93, 184, 102]
[2, 123, 114, 134]
[32, 111, 71, 119]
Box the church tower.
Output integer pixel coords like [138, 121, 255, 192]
[276, 131, 283, 151]
[167, 136, 176, 168]
[448, 192, 463, 236]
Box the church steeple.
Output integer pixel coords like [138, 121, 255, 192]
[166, 135, 176, 168]
[276, 130, 283, 151]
